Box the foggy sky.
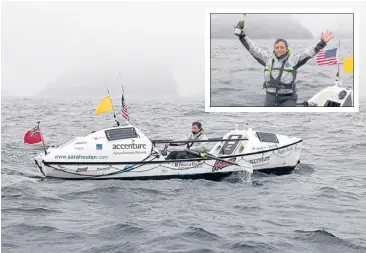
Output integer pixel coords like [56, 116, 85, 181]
[292, 14, 354, 37]
[1, 2, 205, 98]
[1, 1, 365, 98]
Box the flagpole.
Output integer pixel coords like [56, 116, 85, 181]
[121, 85, 130, 125]
[336, 39, 340, 81]
[37, 121, 47, 155]
[335, 24, 342, 87]
[106, 89, 120, 126]
[119, 71, 130, 125]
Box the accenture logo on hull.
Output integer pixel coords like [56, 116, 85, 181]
[112, 143, 147, 150]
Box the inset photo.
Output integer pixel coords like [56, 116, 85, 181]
[205, 11, 358, 112]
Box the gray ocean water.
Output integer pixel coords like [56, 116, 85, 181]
[2, 96, 366, 253]
[211, 38, 354, 106]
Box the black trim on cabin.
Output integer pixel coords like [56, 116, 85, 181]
[105, 127, 139, 141]
[256, 132, 279, 143]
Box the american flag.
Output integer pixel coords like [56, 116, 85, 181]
[316, 48, 339, 65]
[121, 93, 129, 121]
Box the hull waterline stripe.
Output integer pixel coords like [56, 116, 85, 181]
[40, 172, 236, 181]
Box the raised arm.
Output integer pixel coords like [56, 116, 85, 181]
[238, 33, 271, 66]
[292, 30, 334, 69]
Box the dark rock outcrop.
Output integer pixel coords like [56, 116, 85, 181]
[36, 67, 179, 100]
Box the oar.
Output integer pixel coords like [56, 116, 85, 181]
[152, 137, 249, 144]
[187, 150, 239, 166]
[188, 150, 253, 173]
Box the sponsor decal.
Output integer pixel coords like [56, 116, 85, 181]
[294, 143, 301, 151]
[96, 144, 103, 150]
[75, 141, 87, 145]
[248, 154, 271, 165]
[173, 161, 203, 169]
[113, 150, 148, 155]
[97, 167, 110, 171]
[74, 147, 84, 150]
[93, 136, 105, 140]
[123, 166, 133, 172]
[253, 144, 278, 151]
[112, 143, 147, 150]
[76, 167, 88, 172]
[54, 155, 108, 160]
[275, 145, 297, 157]
[212, 158, 236, 172]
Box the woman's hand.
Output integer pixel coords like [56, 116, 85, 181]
[321, 30, 334, 43]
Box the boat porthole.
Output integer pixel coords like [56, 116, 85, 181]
[338, 90, 347, 100]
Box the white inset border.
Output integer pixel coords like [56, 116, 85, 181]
[205, 9, 359, 112]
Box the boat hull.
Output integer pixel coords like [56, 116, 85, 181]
[248, 141, 301, 175]
[35, 140, 302, 179]
[307, 85, 353, 107]
[35, 156, 251, 180]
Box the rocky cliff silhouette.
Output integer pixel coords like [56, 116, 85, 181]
[36, 66, 179, 100]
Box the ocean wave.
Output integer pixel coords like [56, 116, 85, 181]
[181, 226, 221, 240]
[2, 93, 365, 253]
[293, 229, 366, 251]
[2, 207, 63, 215]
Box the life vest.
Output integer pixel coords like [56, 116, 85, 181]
[263, 54, 297, 91]
[187, 129, 205, 149]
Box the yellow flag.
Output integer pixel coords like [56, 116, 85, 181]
[343, 56, 353, 73]
[95, 96, 113, 115]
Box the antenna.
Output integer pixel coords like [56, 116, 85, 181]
[107, 88, 120, 126]
[335, 24, 342, 87]
[119, 71, 130, 125]
[118, 71, 124, 93]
